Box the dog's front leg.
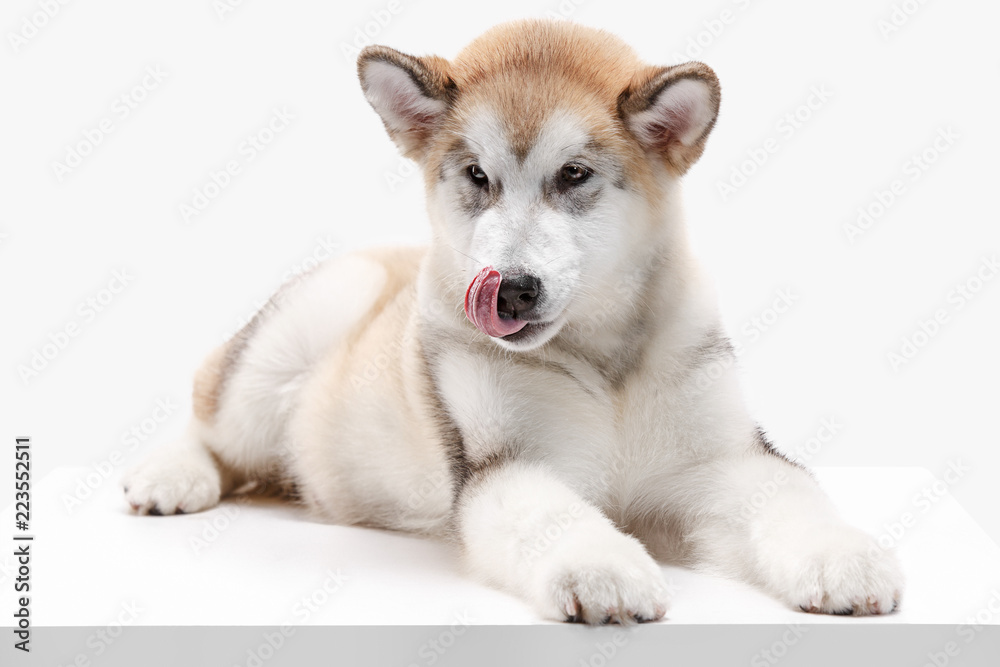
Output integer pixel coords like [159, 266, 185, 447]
[689, 453, 904, 615]
[455, 459, 669, 624]
[432, 346, 668, 623]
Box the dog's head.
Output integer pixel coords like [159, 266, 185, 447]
[358, 20, 720, 351]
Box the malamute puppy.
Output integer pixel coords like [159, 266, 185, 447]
[123, 20, 903, 623]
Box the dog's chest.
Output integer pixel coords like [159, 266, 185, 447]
[523, 354, 693, 504]
[435, 338, 696, 510]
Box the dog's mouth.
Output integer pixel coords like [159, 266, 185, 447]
[496, 320, 552, 344]
[464, 267, 529, 338]
[464, 266, 562, 347]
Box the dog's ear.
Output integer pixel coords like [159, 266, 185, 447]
[618, 62, 721, 174]
[358, 45, 455, 160]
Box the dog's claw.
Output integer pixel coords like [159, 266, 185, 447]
[564, 596, 581, 622]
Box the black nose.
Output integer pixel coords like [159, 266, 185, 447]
[497, 274, 540, 318]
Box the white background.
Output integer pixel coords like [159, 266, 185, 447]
[2, 0, 999, 588]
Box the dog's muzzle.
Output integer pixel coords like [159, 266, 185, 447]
[464, 267, 540, 338]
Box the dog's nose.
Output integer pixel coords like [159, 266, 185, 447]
[497, 274, 540, 318]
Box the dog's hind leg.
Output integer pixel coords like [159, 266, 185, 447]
[122, 251, 404, 516]
[122, 344, 242, 515]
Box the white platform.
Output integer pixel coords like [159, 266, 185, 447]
[5, 466, 999, 626]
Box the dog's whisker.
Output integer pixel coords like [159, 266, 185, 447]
[445, 243, 482, 266]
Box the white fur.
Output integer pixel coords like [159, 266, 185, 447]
[460, 462, 669, 623]
[210, 256, 388, 472]
[123, 41, 903, 624]
[124, 422, 224, 515]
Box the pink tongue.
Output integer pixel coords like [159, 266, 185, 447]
[464, 266, 529, 338]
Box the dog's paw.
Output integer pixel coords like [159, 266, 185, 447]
[768, 525, 903, 616]
[532, 532, 670, 625]
[122, 443, 222, 516]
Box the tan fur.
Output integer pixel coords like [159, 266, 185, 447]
[356, 47, 455, 160]
[125, 21, 903, 622]
[360, 20, 719, 200]
[429, 22, 657, 194]
[617, 60, 721, 174]
[191, 247, 422, 427]
[334, 245, 426, 353]
[191, 344, 227, 422]
[447, 20, 643, 154]
[288, 247, 454, 532]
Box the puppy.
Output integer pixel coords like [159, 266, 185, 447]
[123, 19, 903, 624]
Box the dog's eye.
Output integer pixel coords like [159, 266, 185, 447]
[467, 164, 489, 188]
[560, 164, 591, 185]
